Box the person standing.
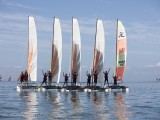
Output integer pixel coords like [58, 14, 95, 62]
[40, 70, 48, 87]
[92, 71, 98, 86]
[103, 68, 110, 87]
[18, 71, 24, 86]
[0, 74, 2, 81]
[113, 75, 117, 86]
[48, 71, 52, 86]
[63, 72, 70, 87]
[24, 70, 28, 86]
[72, 71, 78, 86]
[86, 71, 91, 86]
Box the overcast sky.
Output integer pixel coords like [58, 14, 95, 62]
[0, 0, 160, 82]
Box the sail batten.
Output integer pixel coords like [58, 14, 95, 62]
[92, 19, 105, 83]
[51, 17, 62, 84]
[71, 18, 81, 83]
[28, 16, 37, 82]
[115, 20, 127, 81]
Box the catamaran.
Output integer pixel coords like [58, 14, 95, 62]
[17, 16, 38, 91]
[84, 19, 105, 92]
[110, 19, 129, 92]
[64, 17, 81, 91]
[39, 17, 62, 91]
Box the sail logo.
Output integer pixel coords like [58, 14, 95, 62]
[118, 32, 125, 38]
[117, 53, 126, 67]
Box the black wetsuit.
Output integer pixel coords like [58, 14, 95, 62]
[87, 74, 91, 86]
[41, 74, 47, 86]
[73, 73, 78, 86]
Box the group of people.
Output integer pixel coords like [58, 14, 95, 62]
[62, 68, 118, 87]
[40, 70, 52, 87]
[18, 68, 118, 87]
[18, 70, 28, 86]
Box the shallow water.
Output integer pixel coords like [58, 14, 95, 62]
[0, 81, 160, 120]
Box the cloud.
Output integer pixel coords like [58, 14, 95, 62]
[145, 62, 160, 68]
[127, 22, 160, 44]
[1, 0, 38, 10]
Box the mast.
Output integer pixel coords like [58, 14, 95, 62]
[71, 17, 73, 85]
[92, 19, 98, 87]
[115, 19, 118, 76]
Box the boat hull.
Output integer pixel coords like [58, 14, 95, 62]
[16, 85, 129, 92]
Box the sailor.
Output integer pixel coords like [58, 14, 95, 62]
[92, 71, 98, 86]
[86, 71, 91, 86]
[72, 71, 78, 86]
[103, 68, 110, 87]
[18, 71, 24, 86]
[0, 74, 2, 81]
[24, 70, 28, 86]
[41, 70, 48, 87]
[63, 72, 70, 87]
[113, 75, 117, 86]
[8, 75, 11, 81]
[48, 71, 52, 86]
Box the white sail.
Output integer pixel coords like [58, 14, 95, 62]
[51, 17, 62, 83]
[28, 16, 37, 82]
[92, 19, 105, 83]
[71, 18, 81, 83]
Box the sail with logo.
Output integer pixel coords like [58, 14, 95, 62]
[51, 17, 62, 84]
[115, 19, 127, 82]
[71, 18, 81, 84]
[92, 19, 105, 83]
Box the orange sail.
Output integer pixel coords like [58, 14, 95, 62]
[115, 20, 127, 81]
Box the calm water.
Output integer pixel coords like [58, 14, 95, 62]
[0, 81, 160, 120]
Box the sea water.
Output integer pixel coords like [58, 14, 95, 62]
[0, 81, 160, 120]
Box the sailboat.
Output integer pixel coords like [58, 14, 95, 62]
[17, 16, 38, 91]
[65, 17, 81, 91]
[50, 17, 62, 86]
[85, 19, 105, 91]
[111, 19, 129, 92]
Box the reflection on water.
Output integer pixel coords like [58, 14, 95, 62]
[114, 92, 129, 120]
[1, 81, 160, 120]
[91, 92, 110, 120]
[19, 91, 38, 120]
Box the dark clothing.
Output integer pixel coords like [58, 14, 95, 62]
[72, 73, 78, 86]
[24, 72, 28, 86]
[48, 72, 52, 86]
[87, 74, 91, 86]
[20, 74, 24, 84]
[41, 73, 47, 86]
[113, 76, 117, 86]
[92, 72, 98, 86]
[104, 72, 109, 86]
[63, 75, 69, 87]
